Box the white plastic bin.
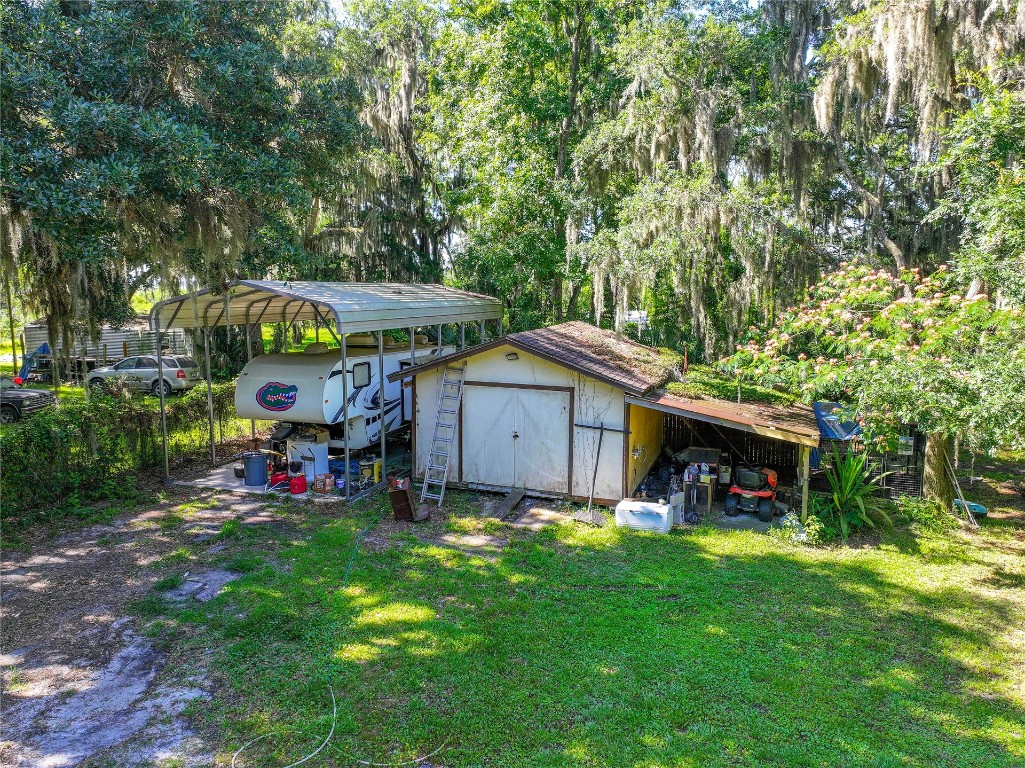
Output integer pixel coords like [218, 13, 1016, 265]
[614, 499, 673, 533]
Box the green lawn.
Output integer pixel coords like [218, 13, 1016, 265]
[147, 488, 1025, 768]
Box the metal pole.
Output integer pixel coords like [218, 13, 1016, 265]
[459, 322, 465, 349]
[341, 329, 350, 501]
[204, 327, 216, 465]
[437, 324, 443, 354]
[244, 302, 255, 439]
[409, 327, 415, 367]
[378, 330, 386, 484]
[155, 328, 169, 479]
[479, 320, 486, 344]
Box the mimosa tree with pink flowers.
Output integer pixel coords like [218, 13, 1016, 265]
[722, 263, 1025, 506]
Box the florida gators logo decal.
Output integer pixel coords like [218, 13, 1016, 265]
[256, 381, 298, 411]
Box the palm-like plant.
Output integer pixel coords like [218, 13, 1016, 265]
[825, 446, 891, 542]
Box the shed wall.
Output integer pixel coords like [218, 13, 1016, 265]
[625, 403, 664, 495]
[413, 344, 626, 502]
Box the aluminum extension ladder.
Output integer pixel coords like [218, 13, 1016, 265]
[420, 364, 467, 507]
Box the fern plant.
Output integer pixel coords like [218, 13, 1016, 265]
[825, 446, 891, 542]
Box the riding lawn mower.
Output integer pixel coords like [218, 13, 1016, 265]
[724, 466, 779, 522]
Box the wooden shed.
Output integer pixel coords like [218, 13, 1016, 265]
[391, 321, 823, 510]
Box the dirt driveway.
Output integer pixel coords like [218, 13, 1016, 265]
[0, 490, 292, 768]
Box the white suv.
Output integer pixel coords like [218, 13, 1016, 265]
[87, 355, 203, 397]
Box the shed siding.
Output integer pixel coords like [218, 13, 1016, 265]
[625, 403, 664, 495]
[413, 343, 625, 502]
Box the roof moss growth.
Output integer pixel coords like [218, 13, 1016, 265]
[665, 365, 799, 406]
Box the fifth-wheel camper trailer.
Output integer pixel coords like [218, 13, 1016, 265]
[235, 337, 452, 456]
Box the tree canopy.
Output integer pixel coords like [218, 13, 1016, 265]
[2, 0, 1024, 452]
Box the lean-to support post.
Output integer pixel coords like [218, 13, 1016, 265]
[409, 327, 415, 367]
[154, 324, 169, 480]
[436, 324, 442, 354]
[459, 322, 465, 349]
[378, 331, 386, 481]
[203, 327, 216, 465]
[479, 320, 486, 344]
[340, 328, 350, 501]
[800, 444, 811, 523]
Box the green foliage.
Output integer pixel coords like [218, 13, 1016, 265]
[934, 81, 1025, 305]
[666, 364, 798, 405]
[0, 382, 248, 523]
[895, 496, 960, 534]
[1, 0, 360, 330]
[822, 447, 890, 543]
[724, 263, 1025, 454]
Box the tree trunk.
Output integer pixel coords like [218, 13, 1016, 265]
[923, 433, 954, 509]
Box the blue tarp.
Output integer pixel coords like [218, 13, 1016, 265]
[813, 401, 860, 440]
[19, 343, 50, 380]
[811, 402, 861, 469]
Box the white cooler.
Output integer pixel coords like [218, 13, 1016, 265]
[614, 499, 673, 534]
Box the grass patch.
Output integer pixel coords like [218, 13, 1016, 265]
[152, 573, 185, 592]
[213, 519, 243, 541]
[156, 492, 1024, 767]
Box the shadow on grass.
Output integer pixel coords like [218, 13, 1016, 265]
[186, 493, 1024, 768]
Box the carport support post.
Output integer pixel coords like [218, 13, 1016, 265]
[436, 324, 442, 353]
[459, 322, 465, 349]
[204, 327, 216, 465]
[479, 320, 486, 343]
[341, 333, 350, 501]
[378, 331, 386, 481]
[155, 327, 169, 479]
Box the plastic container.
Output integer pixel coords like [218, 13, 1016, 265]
[614, 499, 672, 533]
[289, 475, 308, 495]
[360, 457, 383, 484]
[954, 499, 988, 518]
[242, 451, 268, 487]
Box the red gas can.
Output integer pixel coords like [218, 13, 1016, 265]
[289, 475, 308, 495]
[270, 472, 289, 487]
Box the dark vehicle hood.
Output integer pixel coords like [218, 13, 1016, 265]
[2, 389, 56, 402]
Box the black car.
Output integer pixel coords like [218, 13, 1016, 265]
[0, 376, 58, 424]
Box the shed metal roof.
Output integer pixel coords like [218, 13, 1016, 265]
[388, 321, 673, 395]
[627, 390, 821, 447]
[150, 280, 503, 334]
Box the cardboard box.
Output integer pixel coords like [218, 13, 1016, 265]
[313, 473, 335, 493]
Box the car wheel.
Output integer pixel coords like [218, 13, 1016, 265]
[0, 405, 19, 424]
[757, 498, 774, 522]
[88, 378, 107, 391]
[152, 379, 172, 397]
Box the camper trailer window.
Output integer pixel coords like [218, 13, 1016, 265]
[352, 362, 371, 388]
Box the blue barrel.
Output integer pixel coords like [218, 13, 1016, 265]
[243, 451, 268, 486]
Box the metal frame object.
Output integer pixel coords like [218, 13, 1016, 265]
[149, 281, 504, 500]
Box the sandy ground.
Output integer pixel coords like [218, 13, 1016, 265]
[0, 490, 287, 768]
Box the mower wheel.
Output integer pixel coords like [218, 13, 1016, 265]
[724, 495, 739, 517]
[757, 498, 774, 522]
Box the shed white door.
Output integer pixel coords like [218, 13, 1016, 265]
[461, 385, 570, 494]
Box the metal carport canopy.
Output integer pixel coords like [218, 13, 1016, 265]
[149, 280, 504, 333]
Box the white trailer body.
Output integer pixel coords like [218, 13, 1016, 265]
[235, 344, 452, 451]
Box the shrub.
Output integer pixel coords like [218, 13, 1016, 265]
[0, 381, 252, 524]
[895, 495, 959, 533]
[819, 447, 891, 542]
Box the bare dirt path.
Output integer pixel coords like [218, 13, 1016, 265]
[0, 490, 289, 768]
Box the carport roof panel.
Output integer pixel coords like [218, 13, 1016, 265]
[627, 390, 821, 447]
[150, 281, 503, 333]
